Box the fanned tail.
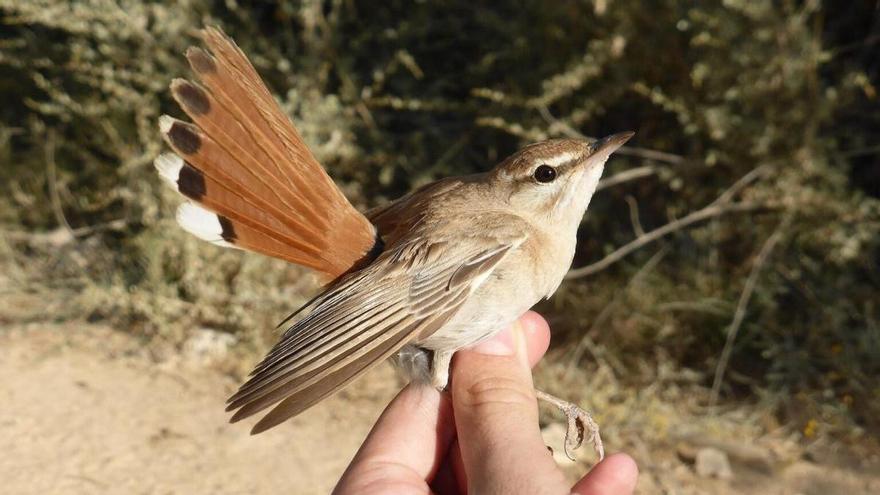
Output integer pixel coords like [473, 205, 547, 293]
[155, 26, 377, 279]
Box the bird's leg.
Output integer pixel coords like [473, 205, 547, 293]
[430, 350, 454, 390]
[535, 389, 604, 461]
[425, 351, 603, 460]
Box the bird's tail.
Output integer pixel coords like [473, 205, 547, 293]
[154, 27, 377, 280]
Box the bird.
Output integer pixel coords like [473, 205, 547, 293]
[154, 26, 632, 460]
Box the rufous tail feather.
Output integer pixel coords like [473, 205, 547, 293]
[154, 26, 377, 280]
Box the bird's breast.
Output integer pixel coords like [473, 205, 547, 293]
[413, 233, 571, 352]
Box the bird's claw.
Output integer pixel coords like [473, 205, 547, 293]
[561, 401, 603, 461]
[536, 389, 604, 461]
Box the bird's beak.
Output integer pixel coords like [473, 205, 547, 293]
[555, 132, 634, 215]
[590, 131, 635, 157]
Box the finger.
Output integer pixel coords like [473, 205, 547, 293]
[469, 311, 550, 367]
[571, 453, 639, 495]
[334, 384, 455, 494]
[434, 312, 550, 493]
[451, 314, 568, 494]
[518, 310, 551, 367]
[429, 444, 462, 495]
[449, 438, 468, 495]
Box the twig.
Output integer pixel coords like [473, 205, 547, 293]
[566, 201, 765, 279]
[567, 306, 618, 378]
[4, 218, 129, 247]
[624, 195, 645, 236]
[566, 247, 668, 376]
[45, 131, 73, 236]
[596, 166, 656, 191]
[564, 333, 622, 383]
[538, 105, 685, 165]
[709, 165, 769, 207]
[709, 215, 790, 406]
[841, 144, 880, 158]
[567, 165, 772, 280]
[829, 33, 880, 57]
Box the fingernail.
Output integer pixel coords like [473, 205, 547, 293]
[470, 328, 515, 355]
[511, 322, 530, 366]
[470, 321, 529, 365]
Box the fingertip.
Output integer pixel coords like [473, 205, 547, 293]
[338, 383, 455, 489]
[467, 311, 550, 368]
[604, 453, 639, 482]
[571, 453, 639, 495]
[519, 311, 550, 368]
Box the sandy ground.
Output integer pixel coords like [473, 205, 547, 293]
[2, 323, 879, 495]
[0, 323, 400, 495]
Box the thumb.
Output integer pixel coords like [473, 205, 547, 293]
[450, 316, 567, 494]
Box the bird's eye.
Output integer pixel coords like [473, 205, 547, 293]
[533, 165, 557, 183]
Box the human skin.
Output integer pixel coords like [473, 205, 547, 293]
[334, 311, 639, 495]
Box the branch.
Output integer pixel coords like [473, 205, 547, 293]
[709, 215, 790, 406]
[3, 219, 129, 246]
[538, 105, 685, 165]
[709, 165, 769, 207]
[596, 166, 656, 191]
[45, 130, 73, 236]
[567, 164, 773, 280]
[624, 195, 645, 236]
[566, 247, 668, 377]
[613, 143, 685, 166]
[565, 201, 766, 280]
[539, 105, 661, 190]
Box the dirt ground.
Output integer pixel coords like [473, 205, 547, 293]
[0, 323, 401, 494]
[1, 323, 879, 494]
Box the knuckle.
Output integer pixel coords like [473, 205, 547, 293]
[461, 374, 535, 412]
[337, 459, 423, 495]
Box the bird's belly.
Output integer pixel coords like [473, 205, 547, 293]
[414, 271, 541, 351]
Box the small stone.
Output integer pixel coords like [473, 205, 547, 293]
[541, 423, 576, 466]
[676, 442, 698, 463]
[695, 447, 733, 480]
[183, 328, 237, 365]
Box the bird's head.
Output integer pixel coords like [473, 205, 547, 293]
[489, 132, 634, 228]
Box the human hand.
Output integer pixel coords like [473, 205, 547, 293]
[334, 311, 639, 494]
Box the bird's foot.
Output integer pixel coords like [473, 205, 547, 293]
[536, 389, 604, 461]
[429, 350, 453, 390]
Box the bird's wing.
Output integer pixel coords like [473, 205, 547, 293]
[154, 26, 377, 279]
[226, 222, 527, 433]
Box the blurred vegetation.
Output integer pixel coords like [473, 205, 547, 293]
[0, 0, 877, 442]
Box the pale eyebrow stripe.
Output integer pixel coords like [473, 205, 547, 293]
[540, 151, 578, 167]
[508, 150, 582, 184]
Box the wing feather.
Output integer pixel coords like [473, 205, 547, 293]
[230, 308, 413, 422]
[227, 224, 526, 432]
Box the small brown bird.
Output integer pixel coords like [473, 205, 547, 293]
[155, 27, 632, 459]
